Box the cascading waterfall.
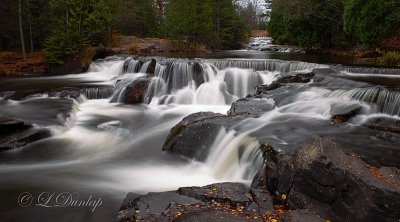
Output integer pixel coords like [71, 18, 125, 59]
[114, 58, 284, 106]
[317, 87, 400, 116]
[206, 129, 264, 182]
[342, 67, 400, 75]
[204, 59, 325, 72]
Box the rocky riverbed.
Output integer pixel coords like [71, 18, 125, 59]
[1, 56, 399, 222]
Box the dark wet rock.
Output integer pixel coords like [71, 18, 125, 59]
[228, 98, 275, 117]
[330, 103, 362, 123]
[178, 183, 253, 206]
[312, 67, 340, 76]
[279, 210, 325, 222]
[278, 72, 315, 84]
[0, 91, 15, 100]
[0, 117, 51, 151]
[192, 62, 206, 87]
[117, 78, 151, 104]
[365, 117, 400, 133]
[162, 112, 244, 160]
[92, 46, 115, 61]
[116, 183, 273, 222]
[48, 57, 86, 74]
[255, 72, 314, 95]
[270, 138, 400, 222]
[0, 98, 76, 126]
[146, 59, 157, 76]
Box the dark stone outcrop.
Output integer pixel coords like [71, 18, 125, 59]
[269, 138, 400, 222]
[48, 57, 86, 74]
[330, 103, 362, 124]
[146, 59, 157, 76]
[92, 46, 115, 61]
[0, 117, 51, 151]
[279, 210, 325, 222]
[228, 98, 275, 117]
[162, 112, 244, 160]
[365, 117, 400, 133]
[0, 97, 75, 126]
[255, 72, 314, 95]
[192, 62, 206, 87]
[119, 78, 151, 104]
[116, 182, 275, 222]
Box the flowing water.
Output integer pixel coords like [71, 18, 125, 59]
[0, 56, 399, 221]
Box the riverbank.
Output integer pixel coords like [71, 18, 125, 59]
[0, 52, 46, 76]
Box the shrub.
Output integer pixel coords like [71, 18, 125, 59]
[380, 51, 400, 66]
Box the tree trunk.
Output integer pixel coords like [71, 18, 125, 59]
[18, 0, 26, 60]
[28, 0, 33, 52]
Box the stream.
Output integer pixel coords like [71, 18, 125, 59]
[0, 54, 399, 221]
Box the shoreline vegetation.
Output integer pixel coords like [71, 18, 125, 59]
[268, 0, 400, 67]
[1, 34, 400, 76]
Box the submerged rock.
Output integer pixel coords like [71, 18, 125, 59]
[116, 182, 275, 222]
[269, 138, 400, 222]
[0, 117, 51, 151]
[365, 117, 400, 133]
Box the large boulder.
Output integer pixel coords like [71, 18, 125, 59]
[116, 182, 275, 222]
[269, 138, 400, 222]
[162, 112, 244, 160]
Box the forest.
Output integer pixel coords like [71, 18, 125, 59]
[0, 0, 267, 66]
[268, 0, 400, 51]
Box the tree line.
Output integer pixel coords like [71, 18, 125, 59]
[268, 0, 400, 49]
[0, 0, 264, 65]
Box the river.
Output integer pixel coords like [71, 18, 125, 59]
[0, 52, 399, 221]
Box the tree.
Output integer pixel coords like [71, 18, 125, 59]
[166, 0, 214, 42]
[44, 0, 119, 65]
[18, 0, 26, 60]
[344, 0, 400, 46]
[115, 0, 158, 37]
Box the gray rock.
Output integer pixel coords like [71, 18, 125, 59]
[279, 210, 325, 222]
[271, 138, 400, 222]
[116, 182, 272, 222]
[162, 112, 244, 160]
[0, 117, 51, 151]
[228, 98, 275, 117]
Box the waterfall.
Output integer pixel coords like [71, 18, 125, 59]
[342, 67, 400, 75]
[206, 129, 264, 181]
[203, 59, 324, 72]
[124, 59, 141, 73]
[317, 87, 400, 116]
[82, 87, 115, 100]
[115, 58, 281, 105]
